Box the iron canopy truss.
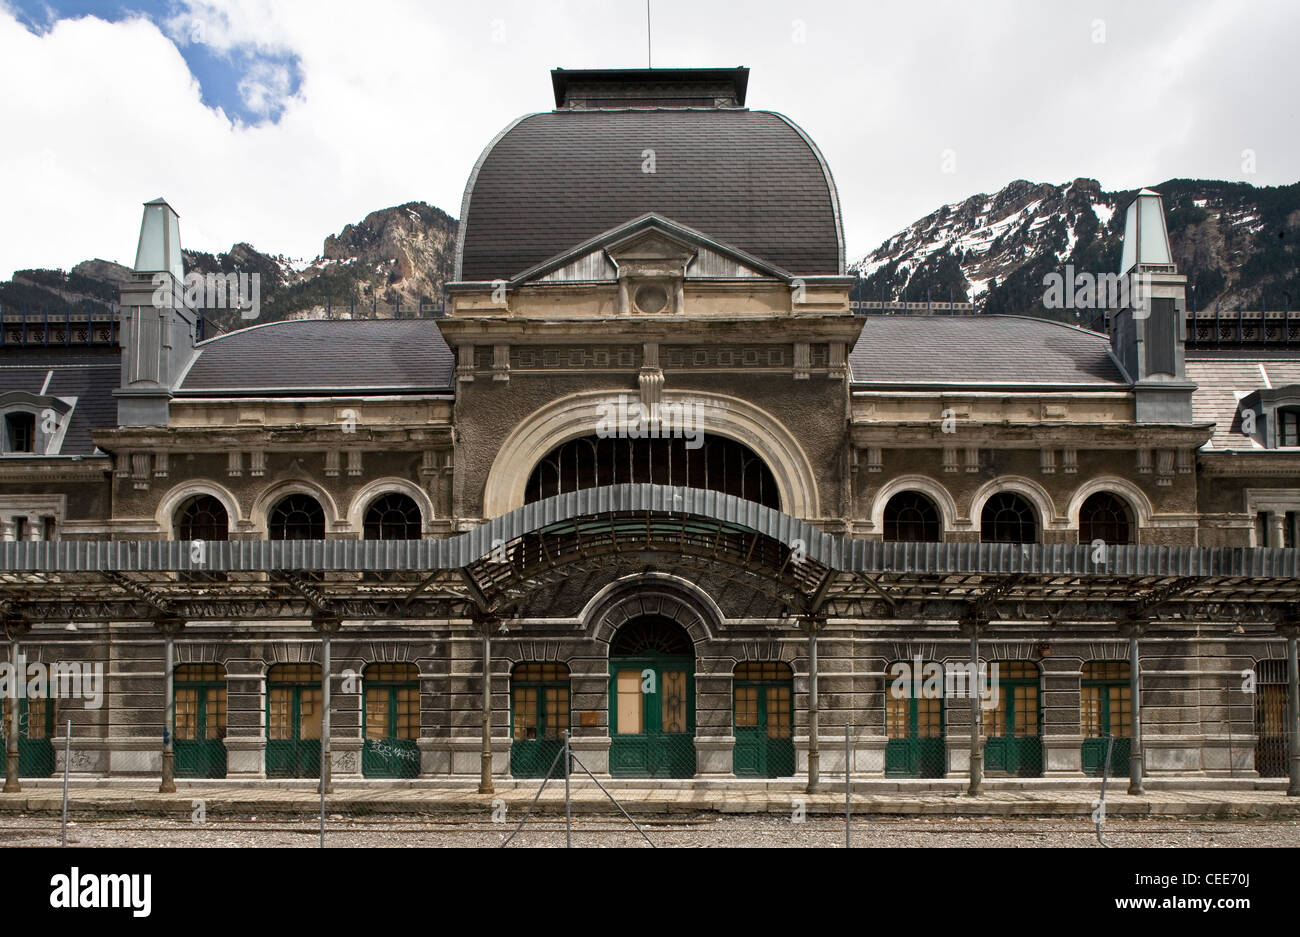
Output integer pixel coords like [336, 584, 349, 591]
[0, 485, 1298, 628]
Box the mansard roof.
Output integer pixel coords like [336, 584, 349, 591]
[849, 315, 1128, 388]
[455, 108, 844, 282]
[176, 318, 454, 396]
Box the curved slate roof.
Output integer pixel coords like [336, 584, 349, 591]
[178, 319, 454, 395]
[455, 109, 844, 282]
[849, 316, 1127, 387]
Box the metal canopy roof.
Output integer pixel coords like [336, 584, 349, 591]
[1, 485, 1298, 626]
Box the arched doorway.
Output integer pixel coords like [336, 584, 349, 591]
[608, 616, 696, 778]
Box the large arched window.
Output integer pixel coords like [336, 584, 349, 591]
[883, 492, 941, 542]
[269, 494, 325, 540]
[980, 492, 1038, 544]
[175, 495, 229, 541]
[524, 434, 780, 510]
[1079, 492, 1133, 545]
[363, 493, 422, 540]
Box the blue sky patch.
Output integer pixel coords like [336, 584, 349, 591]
[9, 0, 302, 123]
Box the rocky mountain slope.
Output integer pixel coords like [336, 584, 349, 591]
[0, 202, 457, 333]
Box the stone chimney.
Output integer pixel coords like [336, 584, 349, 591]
[1110, 189, 1195, 423]
[114, 198, 199, 427]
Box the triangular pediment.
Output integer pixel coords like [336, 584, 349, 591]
[513, 213, 791, 285]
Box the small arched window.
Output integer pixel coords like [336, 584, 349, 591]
[3, 412, 35, 453]
[1279, 408, 1300, 448]
[175, 495, 229, 541]
[981, 492, 1038, 544]
[1079, 492, 1133, 545]
[363, 493, 422, 540]
[883, 492, 941, 542]
[269, 494, 325, 540]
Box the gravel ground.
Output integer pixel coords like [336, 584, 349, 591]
[3, 815, 1299, 847]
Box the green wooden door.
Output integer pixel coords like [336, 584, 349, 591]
[266, 664, 321, 778]
[733, 662, 795, 777]
[362, 664, 420, 779]
[510, 663, 570, 779]
[9, 698, 55, 777]
[609, 656, 695, 778]
[1081, 663, 1132, 777]
[174, 665, 227, 778]
[983, 663, 1042, 777]
[885, 691, 945, 778]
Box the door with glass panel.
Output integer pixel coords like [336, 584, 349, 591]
[885, 677, 945, 778]
[6, 697, 55, 777]
[733, 662, 794, 777]
[510, 662, 570, 778]
[174, 664, 227, 778]
[266, 663, 322, 778]
[608, 616, 696, 778]
[1080, 662, 1131, 776]
[362, 663, 420, 779]
[983, 662, 1042, 777]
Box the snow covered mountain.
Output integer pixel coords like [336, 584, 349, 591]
[851, 177, 1300, 323]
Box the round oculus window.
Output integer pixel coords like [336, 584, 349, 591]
[634, 284, 669, 314]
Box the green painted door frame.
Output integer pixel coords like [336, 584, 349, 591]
[174, 678, 227, 779]
[266, 682, 321, 778]
[609, 655, 695, 778]
[362, 679, 420, 779]
[885, 693, 945, 778]
[1081, 679, 1131, 777]
[733, 679, 795, 778]
[984, 674, 1042, 777]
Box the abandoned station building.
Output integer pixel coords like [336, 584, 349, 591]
[2, 67, 1298, 790]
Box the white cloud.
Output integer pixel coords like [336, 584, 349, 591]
[0, 0, 1296, 281]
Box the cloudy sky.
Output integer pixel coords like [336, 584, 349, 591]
[1, 0, 1296, 280]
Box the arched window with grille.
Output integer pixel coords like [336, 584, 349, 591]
[268, 494, 325, 540]
[1079, 492, 1133, 545]
[980, 492, 1039, 544]
[524, 434, 780, 510]
[363, 493, 422, 540]
[883, 492, 941, 542]
[175, 495, 230, 541]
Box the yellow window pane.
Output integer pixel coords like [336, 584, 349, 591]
[365, 689, 388, 740]
[767, 686, 791, 739]
[616, 670, 643, 735]
[174, 688, 198, 740]
[514, 687, 538, 740]
[886, 695, 908, 738]
[299, 689, 322, 740]
[735, 687, 758, 727]
[269, 688, 291, 740]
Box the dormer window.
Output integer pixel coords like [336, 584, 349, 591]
[4, 412, 35, 453]
[1280, 408, 1300, 448]
[1240, 388, 1300, 450]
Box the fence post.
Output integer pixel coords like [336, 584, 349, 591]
[1288, 628, 1300, 796]
[60, 719, 70, 847]
[845, 723, 851, 849]
[1127, 624, 1145, 795]
[805, 618, 820, 793]
[564, 729, 571, 848]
